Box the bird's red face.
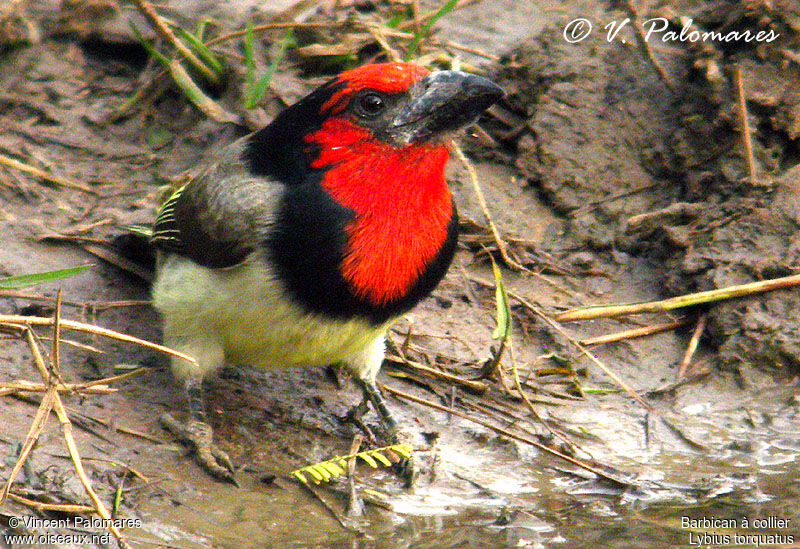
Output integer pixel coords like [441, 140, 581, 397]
[248, 62, 503, 321]
[299, 63, 503, 306]
[310, 62, 504, 148]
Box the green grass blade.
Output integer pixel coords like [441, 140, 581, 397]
[173, 26, 223, 76]
[385, 12, 407, 29]
[129, 22, 170, 67]
[195, 18, 213, 41]
[246, 30, 294, 109]
[491, 261, 511, 340]
[244, 25, 256, 74]
[0, 265, 92, 290]
[167, 59, 238, 124]
[406, 0, 458, 59]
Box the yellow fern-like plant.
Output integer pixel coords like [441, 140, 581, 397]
[291, 444, 413, 484]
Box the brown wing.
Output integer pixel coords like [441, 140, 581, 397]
[151, 139, 281, 268]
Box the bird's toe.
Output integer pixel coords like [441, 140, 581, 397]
[159, 413, 238, 485]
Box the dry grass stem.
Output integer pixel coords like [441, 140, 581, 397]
[0, 152, 93, 193]
[24, 328, 132, 549]
[166, 59, 240, 125]
[0, 381, 116, 397]
[734, 67, 757, 185]
[623, 0, 675, 91]
[508, 340, 577, 452]
[556, 273, 800, 322]
[1, 292, 157, 549]
[452, 143, 523, 271]
[366, 25, 401, 61]
[76, 243, 155, 283]
[467, 274, 654, 412]
[397, 0, 481, 31]
[78, 367, 148, 388]
[434, 39, 500, 60]
[50, 289, 62, 383]
[0, 386, 56, 504]
[205, 22, 330, 47]
[581, 318, 689, 346]
[677, 313, 707, 379]
[51, 395, 130, 547]
[0, 367, 144, 397]
[386, 351, 487, 394]
[130, 0, 219, 85]
[7, 492, 95, 514]
[0, 313, 197, 365]
[383, 383, 633, 487]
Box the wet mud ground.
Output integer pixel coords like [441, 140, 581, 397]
[1, 0, 800, 547]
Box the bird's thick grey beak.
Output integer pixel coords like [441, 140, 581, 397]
[390, 70, 504, 144]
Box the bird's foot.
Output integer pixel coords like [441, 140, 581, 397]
[389, 426, 418, 489]
[342, 399, 379, 443]
[159, 413, 237, 485]
[341, 390, 418, 488]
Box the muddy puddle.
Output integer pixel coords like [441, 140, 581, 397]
[1, 0, 800, 547]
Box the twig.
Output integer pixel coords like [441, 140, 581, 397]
[581, 318, 689, 346]
[451, 143, 523, 271]
[382, 384, 634, 487]
[0, 153, 93, 193]
[0, 381, 116, 397]
[166, 59, 240, 125]
[24, 329, 132, 549]
[734, 67, 757, 185]
[623, 0, 675, 91]
[129, 0, 219, 85]
[7, 492, 95, 514]
[365, 25, 401, 61]
[0, 313, 198, 365]
[385, 352, 487, 394]
[555, 273, 800, 322]
[508, 339, 577, 452]
[467, 274, 654, 412]
[677, 313, 707, 379]
[49, 454, 149, 484]
[0, 368, 146, 397]
[205, 22, 331, 47]
[0, 386, 56, 504]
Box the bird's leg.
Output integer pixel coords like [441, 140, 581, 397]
[352, 377, 417, 487]
[357, 377, 398, 438]
[341, 339, 416, 486]
[158, 337, 237, 484]
[343, 391, 378, 443]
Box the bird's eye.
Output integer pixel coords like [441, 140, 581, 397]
[357, 93, 386, 117]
